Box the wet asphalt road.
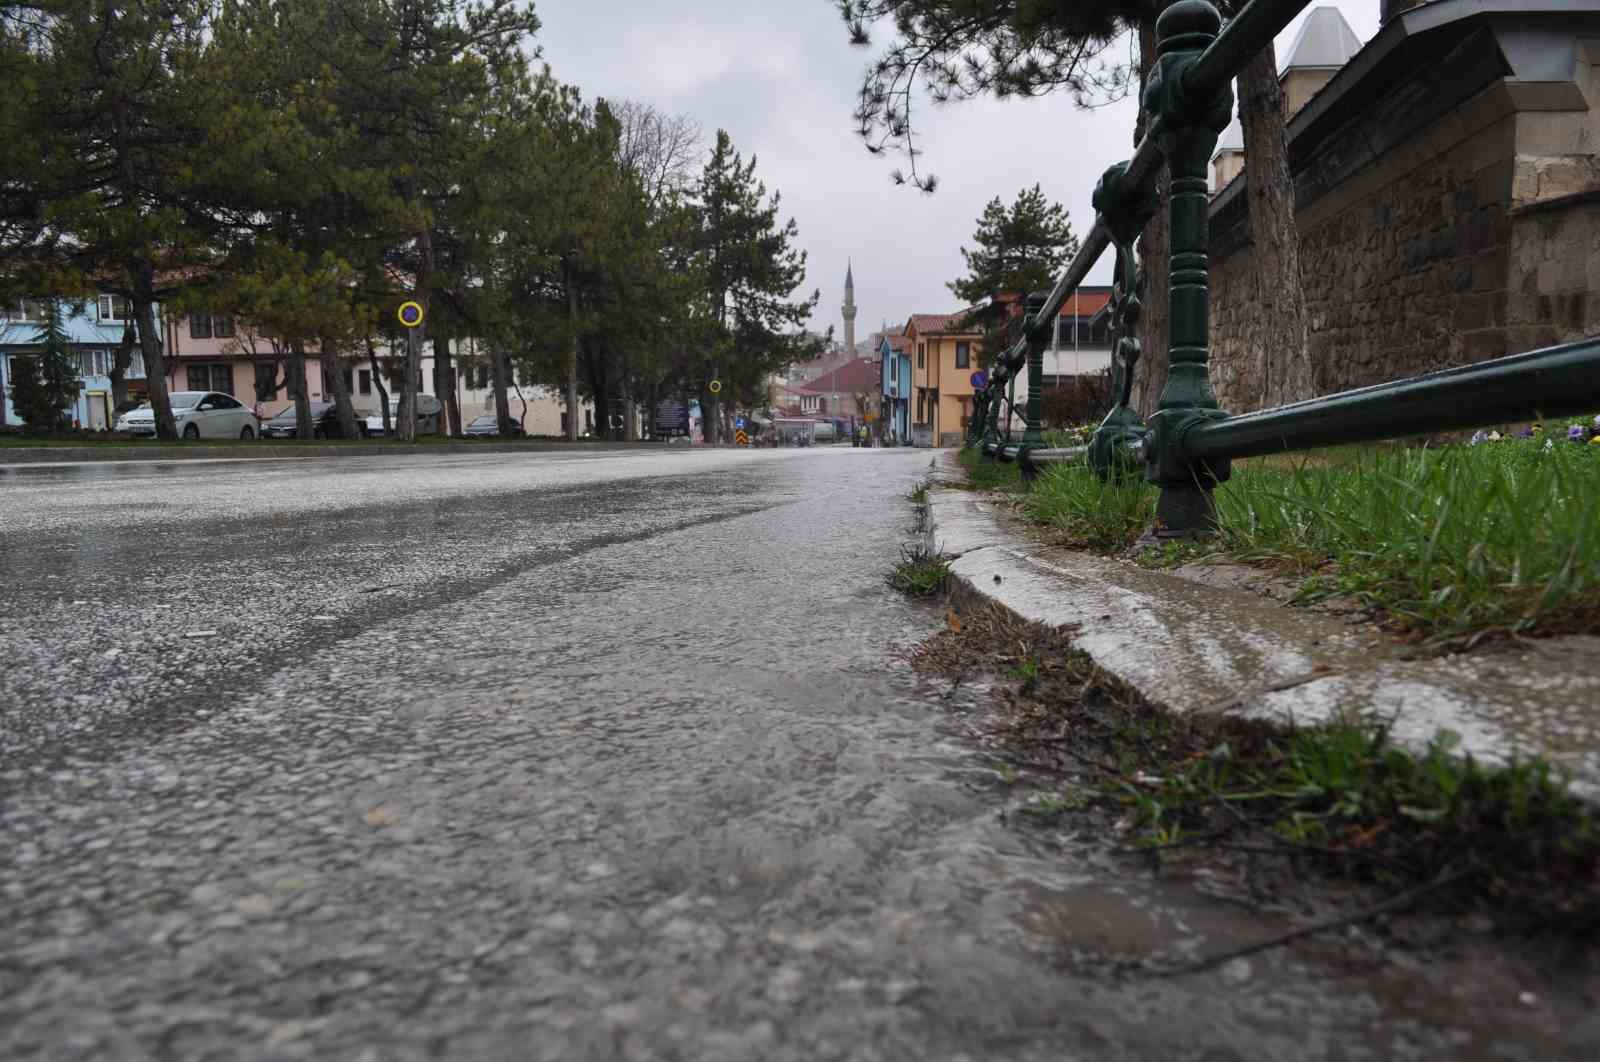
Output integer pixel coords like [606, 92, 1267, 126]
[0, 448, 1585, 1060]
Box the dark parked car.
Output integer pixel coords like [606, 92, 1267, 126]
[463, 414, 525, 437]
[260, 402, 353, 439]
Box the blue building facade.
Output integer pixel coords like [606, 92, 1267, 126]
[879, 334, 911, 445]
[1, 296, 150, 429]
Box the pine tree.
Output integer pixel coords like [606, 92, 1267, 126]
[14, 298, 81, 431]
[950, 185, 1078, 303]
[949, 185, 1077, 364]
[693, 130, 819, 443]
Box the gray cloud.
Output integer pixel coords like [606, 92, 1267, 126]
[536, 1, 1381, 339]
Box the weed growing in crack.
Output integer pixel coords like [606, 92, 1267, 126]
[889, 544, 950, 597]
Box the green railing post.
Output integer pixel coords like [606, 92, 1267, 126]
[1087, 160, 1157, 481]
[1143, 0, 1234, 536]
[1022, 292, 1046, 449]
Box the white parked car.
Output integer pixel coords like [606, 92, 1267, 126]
[115, 391, 261, 440]
[364, 394, 443, 437]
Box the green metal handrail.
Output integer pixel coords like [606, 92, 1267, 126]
[968, 0, 1600, 536]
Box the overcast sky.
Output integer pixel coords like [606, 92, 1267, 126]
[536, 2, 1383, 341]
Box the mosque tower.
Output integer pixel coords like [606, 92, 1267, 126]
[842, 261, 857, 354]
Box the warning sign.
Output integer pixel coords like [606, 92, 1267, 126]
[734, 429, 749, 446]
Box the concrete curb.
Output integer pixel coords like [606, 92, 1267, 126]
[927, 452, 1600, 797]
[0, 441, 669, 465]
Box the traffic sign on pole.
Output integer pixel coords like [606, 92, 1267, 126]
[398, 301, 425, 329]
[708, 379, 723, 395]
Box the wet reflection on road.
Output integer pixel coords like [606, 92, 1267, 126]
[0, 449, 1577, 1059]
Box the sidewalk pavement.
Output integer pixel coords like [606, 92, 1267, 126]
[928, 453, 1600, 797]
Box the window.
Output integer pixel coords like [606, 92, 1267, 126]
[76, 350, 112, 377]
[186, 363, 233, 394]
[189, 314, 212, 340]
[98, 295, 129, 323]
[5, 299, 44, 322]
[358, 369, 372, 396]
[210, 394, 242, 410]
[955, 342, 970, 369]
[214, 316, 235, 338]
[341, 367, 354, 395]
[916, 343, 925, 369]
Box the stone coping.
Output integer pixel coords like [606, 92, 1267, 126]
[929, 453, 1600, 797]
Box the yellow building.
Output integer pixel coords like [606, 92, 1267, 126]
[905, 311, 983, 447]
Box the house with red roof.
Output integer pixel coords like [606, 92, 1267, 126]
[791, 355, 881, 419]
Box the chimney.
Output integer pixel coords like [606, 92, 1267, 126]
[1380, 0, 1427, 24]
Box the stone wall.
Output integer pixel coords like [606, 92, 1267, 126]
[1206, 18, 1600, 414]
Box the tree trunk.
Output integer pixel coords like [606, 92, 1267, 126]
[319, 334, 360, 439]
[624, 397, 638, 441]
[585, 343, 610, 439]
[109, 320, 136, 412]
[130, 269, 175, 440]
[1236, 46, 1311, 410]
[431, 332, 455, 436]
[444, 356, 462, 437]
[490, 344, 512, 432]
[402, 227, 436, 442]
[563, 257, 580, 441]
[367, 337, 390, 436]
[1134, 19, 1170, 418]
[701, 384, 719, 444]
[288, 341, 313, 438]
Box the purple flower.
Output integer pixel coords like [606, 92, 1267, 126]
[1517, 427, 1535, 438]
[1570, 425, 1588, 442]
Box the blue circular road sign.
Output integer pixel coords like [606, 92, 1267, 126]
[970, 369, 988, 389]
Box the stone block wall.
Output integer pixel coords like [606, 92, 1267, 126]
[1206, 23, 1599, 414]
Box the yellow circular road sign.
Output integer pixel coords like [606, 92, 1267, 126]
[708, 379, 723, 395]
[397, 301, 425, 329]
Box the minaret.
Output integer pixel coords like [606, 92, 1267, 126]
[842, 260, 857, 354]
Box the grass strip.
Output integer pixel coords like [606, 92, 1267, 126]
[1000, 438, 1600, 638]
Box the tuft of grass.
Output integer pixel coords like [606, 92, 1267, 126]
[1023, 462, 1156, 551]
[956, 447, 1023, 491]
[908, 480, 930, 505]
[889, 545, 950, 597]
[992, 439, 1600, 638]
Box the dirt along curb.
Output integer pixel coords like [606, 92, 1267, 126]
[925, 451, 1600, 798]
[0, 440, 669, 465]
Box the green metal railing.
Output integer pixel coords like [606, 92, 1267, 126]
[966, 0, 1600, 536]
